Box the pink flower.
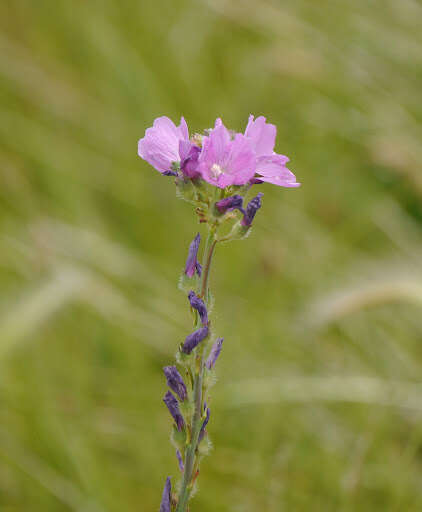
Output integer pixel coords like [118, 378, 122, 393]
[138, 115, 300, 188]
[138, 116, 193, 175]
[198, 119, 256, 188]
[245, 115, 300, 188]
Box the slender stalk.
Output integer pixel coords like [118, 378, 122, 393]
[176, 229, 217, 512]
[200, 238, 217, 300]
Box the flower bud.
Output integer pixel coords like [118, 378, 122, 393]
[241, 192, 263, 226]
[214, 194, 244, 215]
[206, 338, 223, 370]
[176, 450, 184, 472]
[198, 407, 210, 443]
[181, 326, 209, 354]
[163, 391, 185, 431]
[159, 477, 171, 512]
[179, 141, 201, 178]
[188, 291, 208, 326]
[184, 233, 202, 278]
[163, 366, 187, 401]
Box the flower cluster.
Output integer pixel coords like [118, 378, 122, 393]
[138, 115, 299, 189]
[138, 115, 299, 512]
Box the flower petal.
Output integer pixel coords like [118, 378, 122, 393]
[222, 133, 256, 186]
[245, 114, 276, 157]
[178, 116, 189, 140]
[257, 174, 301, 187]
[255, 155, 300, 188]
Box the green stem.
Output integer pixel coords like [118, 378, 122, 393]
[176, 228, 217, 512]
[200, 239, 217, 301]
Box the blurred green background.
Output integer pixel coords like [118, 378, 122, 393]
[1, 0, 422, 510]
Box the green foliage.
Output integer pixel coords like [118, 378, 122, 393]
[0, 0, 422, 510]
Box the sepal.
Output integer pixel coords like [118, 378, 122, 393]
[206, 289, 215, 314]
[176, 347, 194, 368]
[230, 183, 251, 196]
[203, 369, 217, 389]
[179, 398, 194, 420]
[171, 424, 187, 451]
[220, 220, 252, 241]
[178, 271, 199, 293]
[171, 161, 181, 173]
[187, 479, 199, 499]
[198, 436, 213, 457]
[175, 175, 198, 205]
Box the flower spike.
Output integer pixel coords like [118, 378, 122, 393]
[138, 114, 300, 510]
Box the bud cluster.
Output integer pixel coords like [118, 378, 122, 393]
[160, 233, 224, 511]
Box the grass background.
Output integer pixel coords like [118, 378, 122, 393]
[1, 0, 422, 510]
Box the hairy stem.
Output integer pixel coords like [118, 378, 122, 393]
[176, 228, 217, 512]
[200, 238, 217, 300]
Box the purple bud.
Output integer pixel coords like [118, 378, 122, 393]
[185, 233, 201, 278]
[163, 366, 187, 401]
[188, 291, 208, 326]
[162, 170, 178, 177]
[163, 391, 185, 431]
[241, 192, 263, 226]
[196, 261, 202, 277]
[215, 194, 245, 214]
[181, 326, 209, 354]
[199, 407, 210, 443]
[206, 337, 223, 370]
[180, 143, 201, 178]
[159, 477, 171, 512]
[176, 450, 184, 472]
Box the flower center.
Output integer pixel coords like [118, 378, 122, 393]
[210, 164, 223, 179]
